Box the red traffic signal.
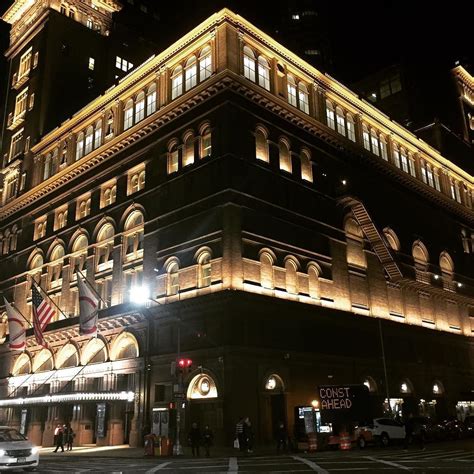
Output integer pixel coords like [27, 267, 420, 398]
[177, 358, 192, 369]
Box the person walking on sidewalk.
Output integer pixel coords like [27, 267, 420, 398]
[53, 424, 64, 453]
[235, 416, 246, 452]
[202, 425, 214, 457]
[243, 417, 254, 453]
[188, 422, 201, 457]
[275, 421, 288, 454]
[64, 423, 75, 451]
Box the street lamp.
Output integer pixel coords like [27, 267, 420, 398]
[129, 284, 184, 456]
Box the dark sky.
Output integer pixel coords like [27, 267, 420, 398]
[0, 1, 472, 84]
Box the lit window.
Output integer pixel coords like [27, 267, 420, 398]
[168, 143, 179, 174]
[76, 132, 84, 160]
[14, 88, 28, 120]
[34, 217, 47, 240]
[198, 251, 212, 287]
[346, 114, 356, 142]
[123, 99, 134, 130]
[115, 56, 133, 72]
[298, 83, 310, 114]
[94, 120, 102, 149]
[18, 48, 32, 79]
[135, 92, 145, 123]
[292, 14, 300, 20]
[43, 153, 52, 180]
[371, 131, 380, 156]
[279, 139, 292, 173]
[325, 100, 335, 130]
[420, 161, 428, 184]
[124, 211, 144, 258]
[54, 207, 68, 231]
[28, 92, 35, 110]
[243, 46, 256, 82]
[146, 84, 157, 116]
[199, 46, 212, 82]
[171, 66, 183, 99]
[185, 56, 197, 91]
[287, 75, 297, 107]
[362, 125, 370, 151]
[84, 126, 94, 155]
[101, 183, 117, 208]
[400, 149, 409, 173]
[77, 196, 91, 219]
[408, 156, 416, 177]
[300, 149, 313, 182]
[200, 127, 212, 158]
[10, 129, 24, 161]
[255, 127, 269, 162]
[183, 133, 194, 166]
[86, 18, 93, 29]
[392, 145, 401, 168]
[88, 57, 95, 71]
[128, 168, 145, 195]
[379, 135, 388, 160]
[257, 56, 271, 91]
[167, 262, 179, 295]
[336, 107, 345, 136]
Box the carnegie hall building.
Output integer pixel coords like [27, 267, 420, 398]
[0, 1, 473, 447]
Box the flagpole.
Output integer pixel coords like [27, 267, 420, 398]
[33, 281, 70, 321]
[77, 269, 109, 309]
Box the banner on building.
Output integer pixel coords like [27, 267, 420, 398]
[77, 275, 99, 337]
[3, 298, 26, 351]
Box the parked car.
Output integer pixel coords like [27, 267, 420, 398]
[0, 426, 39, 471]
[355, 417, 405, 448]
[463, 415, 474, 436]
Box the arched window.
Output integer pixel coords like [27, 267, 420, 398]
[383, 227, 400, 251]
[285, 257, 298, 294]
[300, 149, 313, 182]
[257, 56, 270, 91]
[105, 111, 114, 138]
[412, 241, 429, 267]
[400, 148, 409, 173]
[259, 250, 274, 289]
[187, 373, 218, 399]
[71, 234, 88, 275]
[124, 211, 144, 257]
[81, 337, 107, 365]
[146, 83, 157, 116]
[325, 100, 335, 129]
[439, 251, 454, 291]
[307, 263, 320, 299]
[96, 223, 115, 269]
[392, 143, 401, 168]
[49, 244, 65, 286]
[32, 348, 53, 372]
[185, 56, 197, 91]
[30, 252, 44, 271]
[84, 126, 94, 155]
[56, 343, 79, 369]
[123, 99, 134, 130]
[197, 250, 212, 288]
[370, 129, 380, 156]
[278, 138, 292, 173]
[199, 46, 212, 82]
[243, 46, 256, 82]
[168, 141, 179, 174]
[111, 332, 139, 360]
[264, 374, 285, 392]
[94, 119, 102, 149]
[183, 132, 194, 167]
[167, 261, 179, 295]
[362, 124, 370, 151]
[171, 66, 183, 99]
[345, 217, 366, 268]
[76, 132, 84, 160]
[135, 91, 145, 123]
[287, 74, 297, 107]
[336, 106, 345, 136]
[43, 153, 52, 180]
[12, 353, 31, 376]
[255, 127, 269, 162]
[200, 125, 212, 158]
[346, 113, 356, 142]
[103, 184, 116, 207]
[298, 83, 309, 114]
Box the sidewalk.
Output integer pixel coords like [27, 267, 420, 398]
[40, 444, 281, 459]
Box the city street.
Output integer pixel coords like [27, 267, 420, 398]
[35, 439, 474, 473]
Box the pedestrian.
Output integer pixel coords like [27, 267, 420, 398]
[275, 421, 288, 454]
[188, 422, 201, 457]
[202, 425, 214, 457]
[243, 416, 254, 453]
[53, 423, 64, 453]
[64, 423, 75, 451]
[403, 413, 414, 450]
[235, 416, 246, 452]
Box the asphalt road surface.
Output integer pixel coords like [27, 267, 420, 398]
[36, 440, 474, 473]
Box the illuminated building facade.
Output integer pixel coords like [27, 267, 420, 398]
[0, 6, 473, 447]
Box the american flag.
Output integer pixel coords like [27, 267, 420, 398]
[31, 284, 55, 347]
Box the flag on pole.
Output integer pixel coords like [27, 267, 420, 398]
[77, 275, 99, 336]
[3, 298, 26, 351]
[31, 284, 55, 347]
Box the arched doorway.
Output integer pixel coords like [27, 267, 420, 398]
[261, 374, 286, 443]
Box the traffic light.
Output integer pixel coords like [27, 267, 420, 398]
[177, 358, 192, 375]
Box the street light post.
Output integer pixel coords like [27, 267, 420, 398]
[130, 284, 184, 456]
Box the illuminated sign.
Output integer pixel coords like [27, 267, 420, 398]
[318, 385, 370, 423]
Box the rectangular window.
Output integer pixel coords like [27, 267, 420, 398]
[171, 74, 183, 100]
[400, 153, 409, 173]
[34, 217, 47, 240]
[185, 63, 197, 91]
[201, 132, 212, 158]
[18, 48, 32, 79]
[408, 158, 416, 177]
[434, 172, 441, 192]
[124, 106, 134, 130]
[54, 207, 68, 231]
[393, 149, 400, 168]
[380, 140, 388, 160]
[426, 167, 435, 188]
[88, 57, 95, 70]
[10, 129, 24, 161]
[76, 194, 91, 220]
[420, 164, 428, 184]
[199, 53, 212, 82]
[14, 88, 28, 119]
[127, 167, 145, 195]
[115, 56, 133, 72]
[371, 135, 380, 156]
[100, 182, 117, 208]
[287, 83, 297, 107]
[326, 108, 335, 130]
[347, 120, 356, 142]
[135, 98, 145, 123]
[363, 130, 371, 151]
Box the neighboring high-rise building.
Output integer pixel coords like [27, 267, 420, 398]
[0, 8, 473, 450]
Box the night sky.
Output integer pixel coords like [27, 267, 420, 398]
[0, 1, 472, 99]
